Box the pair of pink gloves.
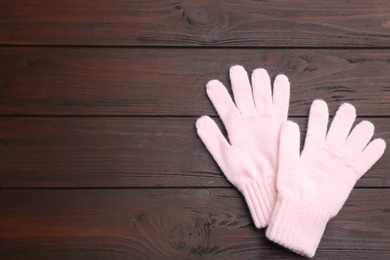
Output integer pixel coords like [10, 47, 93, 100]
[196, 65, 386, 257]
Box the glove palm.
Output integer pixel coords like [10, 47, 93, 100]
[196, 65, 290, 228]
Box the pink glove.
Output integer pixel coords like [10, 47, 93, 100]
[196, 65, 290, 228]
[266, 100, 386, 257]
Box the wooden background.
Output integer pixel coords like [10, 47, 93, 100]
[0, 1, 389, 259]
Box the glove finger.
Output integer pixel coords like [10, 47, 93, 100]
[302, 100, 328, 154]
[206, 79, 240, 131]
[353, 138, 386, 179]
[272, 74, 290, 119]
[340, 121, 374, 163]
[252, 68, 273, 116]
[325, 103, 356, 152]
[230, 65, 256, 116]
[278, 121, 300, 174]
[196, 116, 234, 174]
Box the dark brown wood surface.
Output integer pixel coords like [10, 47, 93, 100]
[0, 117, 387, 188]
[0, 0, 389, 259]
[0, 189, 389, 259]
[1, 0, 390, 47]
[0, 47, 390, 116]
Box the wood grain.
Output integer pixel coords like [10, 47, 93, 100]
[0, 189, 389, 259]
[1, 1, 390, 47]
[1, 0, 389, 259]
[1, 47, 390, 116]
[0, 117, 387, 188]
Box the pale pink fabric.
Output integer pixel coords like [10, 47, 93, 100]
[266, 100, 386, 257]
[196, 65, 290, 228]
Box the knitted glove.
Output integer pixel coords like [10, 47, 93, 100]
[196, 65, 290, 228]
[266, 100, 386, 257]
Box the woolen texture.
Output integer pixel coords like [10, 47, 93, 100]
[266, 100, 386, 257]
[196, 65, 290, 228]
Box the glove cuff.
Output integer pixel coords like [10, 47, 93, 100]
[265, 197, 329, 258]
[240, 177, 276, 228]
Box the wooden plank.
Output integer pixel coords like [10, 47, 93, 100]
[0, 47, 390, 116]
[1, 1, 390, 47]
[0, 117, 387, 188]
[0, 189, 388, 259]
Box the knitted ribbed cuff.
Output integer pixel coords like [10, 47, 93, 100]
[266, 198, 329, 258]
[240, 178, 277, 228]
